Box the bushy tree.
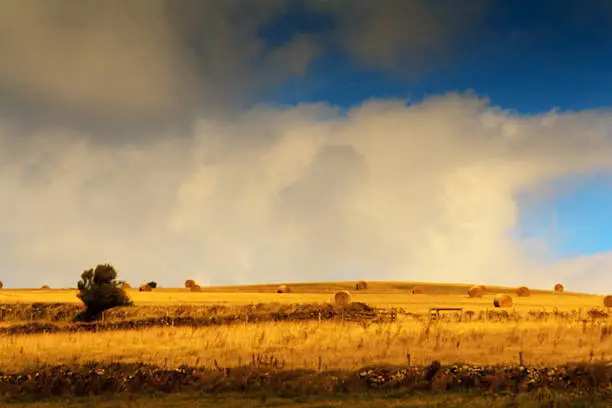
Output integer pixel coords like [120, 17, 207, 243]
[147, 281, 157, 289]
[75, 263, 132, 322]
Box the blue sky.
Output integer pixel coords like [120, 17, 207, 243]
[260, 0, 612, 262]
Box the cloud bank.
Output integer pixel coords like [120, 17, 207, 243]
[2, 94, 612, 292]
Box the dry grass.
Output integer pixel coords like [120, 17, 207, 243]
[0, 281, 609, 375]
[0, 316, 610, 372]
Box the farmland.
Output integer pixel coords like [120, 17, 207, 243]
[0, 281, 610, 407]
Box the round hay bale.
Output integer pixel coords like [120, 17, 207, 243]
[604, 295, 612, 308]
[185, 279, 196, 289]
[554, 283, 564, 293]
[468, 285, 484, 298]
[277, 285, 291, 293]
[138, 284, 152, 292]
[411, 286, 425, 295]
[493, 294, 513, 308]
[478, 285, 487, 292]
[0, 280, 3, 289]
[516, 286, 531, 297]
[355, 280, 368, 290]
[190, 284, 202, 292]
[334, 290, 352, 306]
[41, 285, 50, 289]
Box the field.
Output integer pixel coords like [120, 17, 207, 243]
[0, 281, 610, 407]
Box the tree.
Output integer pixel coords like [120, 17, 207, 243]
[75, 263, 132, 322]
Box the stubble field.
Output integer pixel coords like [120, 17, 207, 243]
[0, 281, 610, 407]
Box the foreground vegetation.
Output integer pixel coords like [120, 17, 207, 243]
[0, 360, 610, 406]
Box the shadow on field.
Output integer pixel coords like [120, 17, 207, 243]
[0, 361, 610, 405]
[0, 302, 382, 335]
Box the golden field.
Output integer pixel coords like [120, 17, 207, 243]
[0, 281, 609, 374]
[0, 281, 604, 312]
[1, 316, 610, 373]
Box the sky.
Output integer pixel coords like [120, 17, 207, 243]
[1, 0, 612, 293]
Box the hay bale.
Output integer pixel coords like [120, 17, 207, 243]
[554, 283, 564, 293]
[604, 295, 612, 308]
[478, 285, 487, 292]
[190, 284, 202, 292]
[40, 285, 50, 289]
[411, 286, 425, 295]
[468, 285, 484, 298]
[0, 280, 3, 289]
[121, 282, 131, 289]
[334, 290, 352, 306]
[138, 284, 152, 292]
[516, 286, 530, 297]
[185, 279, 196, 289]
[355, 280, 368, 290]
[277, 285, 291, 293]
[493, 294, 513, 308]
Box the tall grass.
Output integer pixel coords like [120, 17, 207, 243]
[0, 316, 609, 372]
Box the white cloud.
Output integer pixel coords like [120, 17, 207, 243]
[2, 93, 612, 293]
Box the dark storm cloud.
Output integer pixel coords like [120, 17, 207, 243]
[308, 0, 489, 76]
[0, 0, 320, 138]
